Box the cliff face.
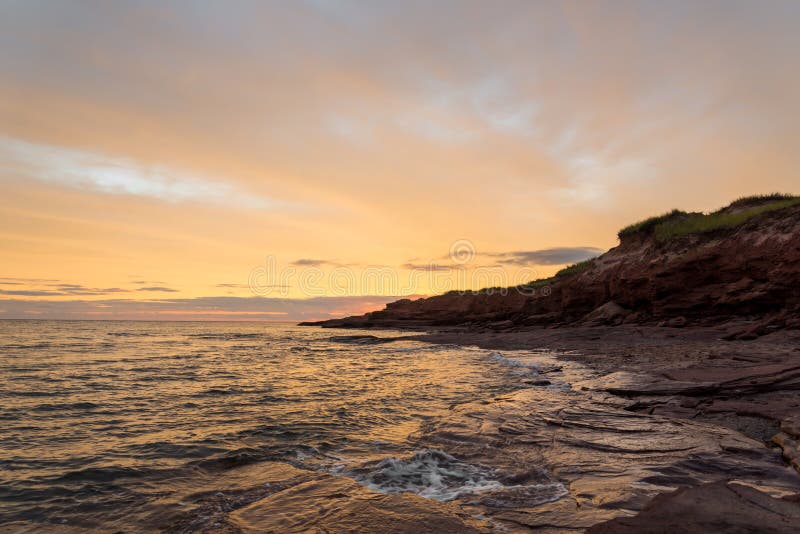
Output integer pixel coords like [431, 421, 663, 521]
[306, 202, 800, 332]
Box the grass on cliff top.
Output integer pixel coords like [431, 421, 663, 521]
[617, 209, 689, 238]
[514, 259, 596, 292]
[727, 193, 798, 209]
[619, 194, 800, 242]
[554, 258, 596, 278]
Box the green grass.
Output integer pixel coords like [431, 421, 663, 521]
[517, 277, 554, 290]
[619, 194, 799, 242]
[554, 258, 595, 278]
[653, 197, 800, 241]
[618, 209, 689, 239]
[444, 194, 798, 297]
[727, 193, 797, 210]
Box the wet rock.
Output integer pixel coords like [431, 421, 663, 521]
[781, 415, 800, 438]
[230, 476, 486, 533]
[523, 379, 552, 387]
[487, 320, 515, 331]
[586, 481, 800, 533]
[586, 361, 800, 451]
[665, 316, 687, 328]
[773, 431, 800, 472]
[416, 373, 800, 531]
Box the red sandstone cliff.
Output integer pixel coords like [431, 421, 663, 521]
[304, 198, 800, 335]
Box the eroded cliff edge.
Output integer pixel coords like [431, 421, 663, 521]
[304, 196, 800, 339]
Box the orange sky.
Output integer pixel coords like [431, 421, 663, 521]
[1, 1, 798, 320]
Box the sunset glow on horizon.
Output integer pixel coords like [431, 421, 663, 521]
[2, 1, 798, 320]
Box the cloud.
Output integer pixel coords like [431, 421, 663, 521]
[289, 259, 359, 268]
[0, 285, 131, 297]
[291, 258, 332, 267]
[51, 284, 130, 295]
[0, 136, 280, 209]
[136, 286, 179, 292]
[0, 277, 61, 284]
[0, 289, 65, 296]
[488, 247, 605, 266]
[401, 262, 458, 272]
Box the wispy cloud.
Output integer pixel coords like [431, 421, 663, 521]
[290, 258, 359, 268]
[401, 262, 459, 272]
[0, 278, 179, 297]
[136, 286, 179, 293]
[291, 258, 333, 267]
[0, 284, 131, 297]
[0, 290, 63, 297]
[0, 136, 280, 209]
[0, 277, 61, 284]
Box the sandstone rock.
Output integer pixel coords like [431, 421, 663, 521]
[773, 432, 800, 472]
[230, 476, 484, 533]
[586, 482, 800, 534]
[782, 415, 800, 438]
[307, 203, 800, 330]
[582, 302, 630, 326]
[665, 316, 687, 328]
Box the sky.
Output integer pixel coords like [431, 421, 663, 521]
[1, 0, 798, 320]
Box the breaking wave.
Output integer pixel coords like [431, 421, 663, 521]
[352, 449, 568, 506]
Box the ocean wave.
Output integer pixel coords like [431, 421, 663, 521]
[107, 332, 152, 337]
[191, 444, 323, 472]
[352, 449, 569, 508]
[188, 333, 263, 340]
[1, 343, 52, 350]
[125, 441, 224, 459]
[49, 465, 152, 483]
[327, 335, 401, 345]
[487, 351, 542, 372]
[30, 402, 100, 412]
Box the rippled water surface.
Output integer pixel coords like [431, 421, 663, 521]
[0, 320, 531, 531]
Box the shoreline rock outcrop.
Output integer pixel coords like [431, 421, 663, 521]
[586, 482, 800, 534]
[303, 199, 800, 335]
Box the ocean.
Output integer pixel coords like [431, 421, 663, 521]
[0, 320, 546, 531]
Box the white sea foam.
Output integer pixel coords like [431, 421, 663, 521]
[354, 449, 568, 505]
[355, 449, 507, 501]
[488, 351, 541, 373]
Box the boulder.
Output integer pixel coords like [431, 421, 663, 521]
[582, 302, 630, 326]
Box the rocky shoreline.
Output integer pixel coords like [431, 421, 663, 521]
[144, 324, 800, 533]
[304, 199, 800, 335]
[167, 325, 800, 532]
[401, 324, 800, 532]
[297, 197, 800, 530]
